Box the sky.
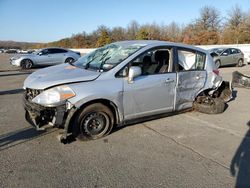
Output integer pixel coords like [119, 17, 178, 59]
[0, 0, 250, 43]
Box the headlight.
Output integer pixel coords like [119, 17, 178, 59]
[32, 85, 75, 106]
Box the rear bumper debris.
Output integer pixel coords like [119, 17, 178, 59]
[232, 71, 250, 89]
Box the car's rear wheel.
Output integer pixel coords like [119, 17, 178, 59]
[215, 60, 221, 68]
[65, 57, 74, 64]
[21, 59, 33, 69]
[236, 59, 243, 67]
[73, 103, 114, 141]
[193, 96, 226, 114]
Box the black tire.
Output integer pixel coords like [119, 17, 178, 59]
[236, 59, 243, 67]
[65, 57, 74, 64]
[73, 103, 114, 141]
[194, 97, 226, 114]
[21, 59, 33, 69]
[215, 60, 221, 68]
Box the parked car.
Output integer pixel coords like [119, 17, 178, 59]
[5, 49, 18, 53]
[210, 48, 244, 68]
[23, 41, 231, 142]
[10, 47, 81, 69]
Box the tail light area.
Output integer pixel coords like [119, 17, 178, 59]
[213, 69, 220, 75]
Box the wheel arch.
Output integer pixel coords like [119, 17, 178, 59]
[64, 56, 75, 63]
[195, 81, 232, 102]
[65, 98, 121, 135]
[21, 58, 34, 65]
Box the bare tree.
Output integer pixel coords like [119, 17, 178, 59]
[222, 5, 246, 44]
[126, 20, 140, 40]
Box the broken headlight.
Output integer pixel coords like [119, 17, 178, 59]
[32, 85, 75, 106]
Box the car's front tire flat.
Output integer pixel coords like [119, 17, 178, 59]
[73, 103, 114, 141]
[21, 59, 33, 69]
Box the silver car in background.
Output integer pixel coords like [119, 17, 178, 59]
[10, 47, 81, 69]
[23, 41, 231, 142]
[210, 48, 244, 68]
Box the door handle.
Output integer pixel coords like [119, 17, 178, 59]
[196, 75, 204, 80]
[165, 78, 174, 83]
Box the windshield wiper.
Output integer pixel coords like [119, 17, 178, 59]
[85, 51, 110, 70]
[99, 56, 111, 72]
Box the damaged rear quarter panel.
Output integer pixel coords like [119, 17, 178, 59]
[175, 70, 206, 110]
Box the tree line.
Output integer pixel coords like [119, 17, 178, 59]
[34, 5, 250, 49]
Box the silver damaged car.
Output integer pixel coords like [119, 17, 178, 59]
[10, 47, 81, 69]
[23, 41, 232, 142]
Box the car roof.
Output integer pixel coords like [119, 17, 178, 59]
[41, 47, 69, 51]
[112, 40, 207, 53]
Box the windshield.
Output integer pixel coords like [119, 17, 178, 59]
[73, 43, 145, 71]
[211, 48, 224, 54]
[35, 49, 43, 55]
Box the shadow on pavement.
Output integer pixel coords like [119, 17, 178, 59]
[0, 127, 57, 151]
[0, 72, 31, 77]
[230, 121, 250, 188]
[0, 88, 24, 95]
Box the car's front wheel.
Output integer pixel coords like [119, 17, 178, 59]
[73, 103, 114, 141]
[21, 59, 33, 69]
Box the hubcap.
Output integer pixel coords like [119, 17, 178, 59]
[25, 60, 32, 68]
[81, 112, 109, 137]
[239, 60, 243, 66]
[67, 58, 74, 63]
[216, 61, 220, 68]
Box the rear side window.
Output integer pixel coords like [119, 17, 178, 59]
[177, 49, 206, 71]
[231, 49, 238, 54]
[49, 49, 68, 54]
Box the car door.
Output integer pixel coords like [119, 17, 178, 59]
[231, 48, 240, 64]
[122, 47, 176, 120]
[220, 49, 233, 66]
[175, 48, 206, 110]
[35, 49, 54, 65]
[47, 48, 65, 65]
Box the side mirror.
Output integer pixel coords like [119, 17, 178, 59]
[128, 66, 141, 83]
[222, 52, 228, 56]
[38, 52, 42, 56]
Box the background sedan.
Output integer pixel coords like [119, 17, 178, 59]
[10, 47, 81, 69]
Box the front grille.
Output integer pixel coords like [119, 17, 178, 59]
[25, 88, 43, 100]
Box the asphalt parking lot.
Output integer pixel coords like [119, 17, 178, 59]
[0, 53, 250, 188]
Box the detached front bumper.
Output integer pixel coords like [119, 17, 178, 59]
[23, 96, 67, 130]
[232, 71, 250, 89]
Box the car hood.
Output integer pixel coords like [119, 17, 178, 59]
[23, 64, 101, 90]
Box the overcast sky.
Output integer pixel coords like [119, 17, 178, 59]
[0, 0, 249, 42]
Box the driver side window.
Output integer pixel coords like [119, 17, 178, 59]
[222, 49, 230, 56]
[131, 48, 171, 75]
[116, 48, 172, 78]
[40, 49, 49, 55]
